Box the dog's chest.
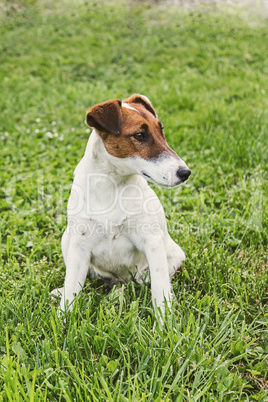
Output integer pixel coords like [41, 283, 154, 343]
[79, 217, 143, 274]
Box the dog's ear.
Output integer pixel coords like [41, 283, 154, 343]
[86, 99, 122, 135]
[124, 94, 157, 118]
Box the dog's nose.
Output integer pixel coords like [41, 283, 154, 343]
[176, 167, 191, 182]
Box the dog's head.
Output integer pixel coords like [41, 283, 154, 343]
[86, 94, 191, 187]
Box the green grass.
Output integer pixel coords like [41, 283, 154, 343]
[0, 0, 267, 400]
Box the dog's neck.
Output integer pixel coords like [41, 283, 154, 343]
[72, 129, 142, 220]
[84, 129, 135, 180]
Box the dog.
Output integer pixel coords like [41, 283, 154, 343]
[51, 94, 191, 324]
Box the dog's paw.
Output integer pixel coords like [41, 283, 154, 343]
[50, 287, 64, 301]
[153, 317, 164, 333]
[175, 262, 183, 274]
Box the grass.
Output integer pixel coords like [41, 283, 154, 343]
[0, 0, 267, 400]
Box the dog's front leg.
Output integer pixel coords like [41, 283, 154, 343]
[59, 239, 89, 313]
[144, 238, 172, 322]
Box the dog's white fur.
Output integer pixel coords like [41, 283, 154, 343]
[52, 95, 190, 323]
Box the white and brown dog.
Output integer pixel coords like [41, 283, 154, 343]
[52, 94, 191, 324]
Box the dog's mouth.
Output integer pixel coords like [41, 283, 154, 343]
[142, 170, 183, 188]
[142, 171, 151, 179]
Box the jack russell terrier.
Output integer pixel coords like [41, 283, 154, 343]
[52, 94, 191, 324]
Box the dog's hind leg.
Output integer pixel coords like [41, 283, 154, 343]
[61, 229, 70, 265]
[59, 237, 90, 313]
[50, 230, 70, 299]
[166, 237, 186, 277]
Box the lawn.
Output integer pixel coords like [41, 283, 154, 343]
[0, 0, 267, 400]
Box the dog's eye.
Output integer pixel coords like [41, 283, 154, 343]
[133, 132, 146, 142]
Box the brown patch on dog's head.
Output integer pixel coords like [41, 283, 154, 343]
[86, 94, 177, 160]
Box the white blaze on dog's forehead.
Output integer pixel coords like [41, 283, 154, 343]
[122, 102, 138, 112]
[139, 94, 153, 106]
